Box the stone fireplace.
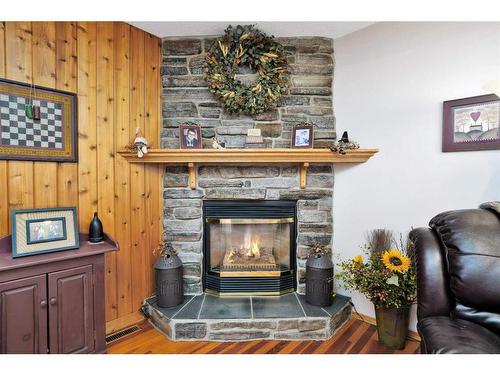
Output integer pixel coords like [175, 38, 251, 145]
[141, 33, 353, 342]
[161, 35, 336, 296]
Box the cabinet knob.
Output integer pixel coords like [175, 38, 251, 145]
[40, 300, 47, 308]
[49, 297, 57, 306]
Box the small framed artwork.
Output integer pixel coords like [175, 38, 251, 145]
[292, 123, 314, 148]
[0, 78, 78, 162]
[179, 123, 202, 149]
[11, 207, 79, 258]
[443, 94, 500, 152]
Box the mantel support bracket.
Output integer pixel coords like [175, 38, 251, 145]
[188, 162, 196, 189]
[299, 162, 309, 189]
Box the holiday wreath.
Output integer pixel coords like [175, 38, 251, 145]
[204, 25, 289, 115]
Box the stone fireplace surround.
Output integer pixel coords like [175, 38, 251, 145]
[143, 34, 353, 341]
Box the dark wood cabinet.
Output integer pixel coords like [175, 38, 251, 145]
[0, 234, 117, 354]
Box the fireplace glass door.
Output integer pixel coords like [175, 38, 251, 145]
[207, 218, 292, 277]
[203, 200, 297, 296]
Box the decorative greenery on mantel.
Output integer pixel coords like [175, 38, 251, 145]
[204, 25, 289, 115]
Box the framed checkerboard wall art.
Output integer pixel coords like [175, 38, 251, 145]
[0, 78, 78, 162]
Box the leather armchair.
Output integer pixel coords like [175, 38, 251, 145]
[409, 202, 500, 354]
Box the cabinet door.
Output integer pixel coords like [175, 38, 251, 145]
[0, 275, 48, 354]
[48, 265, 94, 354]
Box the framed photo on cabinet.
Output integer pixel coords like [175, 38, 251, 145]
[11, 207, 80, 258]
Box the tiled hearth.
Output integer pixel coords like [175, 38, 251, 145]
[142, 293, 352, 341]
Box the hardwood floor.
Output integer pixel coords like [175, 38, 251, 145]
[107, 318, 421, 354]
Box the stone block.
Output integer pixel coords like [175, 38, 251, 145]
[296, 54, 334, 65]
[163, 199, 201, 208]
[313, 97, 333, 106]
[163, 39, 202, 55]
[254, 109, 279, 121]
[165, 219, 202, 232]
[208, 330, 271, 341]
[315, 131, 336, 140]
[329, 304, 352, 335]
[279, 189, 332, 200]
[288, 64, 334, 75]
[182, 263, 202, 278]
[265, 189, 281, 200]
[216, 124, 254, 135]
[204, 188, 266, 200]
[289, 87, 332, 96]
[165, 232, 202, 242]
[163, 76, 206, 88]
[287, 106, 333, 116]
[163, 57, 187, 67]
[198, 102, 221, 119]
[198, 179, 247, 188]
[298, 210, 327, 223]
[274, 330, 327, 340]
[217, 135, 246, 148]
[174, 207, 202, 220]
[299, 319, 327, 332]
[161, 139, 181, 149]
[280, 95, 311, 106]
[164, 172, 189, 188]
[297, 246, 312, 260]
[201, 127, 216, 137]
[307, 115, 335, 129]
[308, 165, 333, 174]
[209, 321, 277, 331]
[281, 114, 308, 122]
[298, 200, 319, 210]
[306, 174, 334, 189]
[291, 75, 333, 88]
[169, 241, 202, 253]
[161, 66, 188, 75]
[298, 233, 332, 246]
[174, 322, 207, 340]
[277, 320, 299, 331]
[163, 189, 204, 199]
[177, 253, 202, 263]
[276, 37, 333, 54]
[163, 88, 214, 101]
[203, 38, 217, 52]
[184, 282, 202, 295]
[150, 309, 173, 338]
[255, 123, 282, 137]
[188, 55, 206, 75]
[251, 177, 297, 189]
[317, 198, 333, 210]
[273, 139, 291, 148]
[298, 223, 333, 234]
[314, 140, 335, 148]
[281, 166, 298, 176]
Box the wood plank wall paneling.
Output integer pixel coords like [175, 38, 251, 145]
[0, 22, 162, 331]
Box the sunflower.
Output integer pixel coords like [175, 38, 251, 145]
[353, 255, 363, 265]
[382, 249, 410, 273]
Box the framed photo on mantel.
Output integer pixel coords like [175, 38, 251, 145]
[443, 94, 500, 152]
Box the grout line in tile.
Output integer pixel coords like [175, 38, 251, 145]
[250, 296, 254, 319]
[294, 292, 307, 317]
[171, 295, 196, 319]
[197, 293, 207, 320]
[321, 307, 332, 317]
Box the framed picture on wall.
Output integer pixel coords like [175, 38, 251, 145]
[11, 207, 80, 258]
[0, 78, 78, 162]
[291, 123, 314, 148]
[179, 123, 202, 149]
[443, 94, 500, 152]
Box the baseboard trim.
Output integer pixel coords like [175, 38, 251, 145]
[354, 312, 421, 342]
[106, 311, 145, 335]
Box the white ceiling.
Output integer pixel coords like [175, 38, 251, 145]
[128, 22, 375, 39]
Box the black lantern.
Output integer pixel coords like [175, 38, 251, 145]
[155, 244, 184, 308]
[305, 253, 334, 307]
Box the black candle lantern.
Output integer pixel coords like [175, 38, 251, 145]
[88, 212, 104, 243]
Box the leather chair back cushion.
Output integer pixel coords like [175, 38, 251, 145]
[430, 208, 500, 334]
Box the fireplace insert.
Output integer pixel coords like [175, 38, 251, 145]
[203, 200, 297, 296]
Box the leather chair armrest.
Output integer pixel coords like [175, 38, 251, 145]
[410, 228, 453, 320]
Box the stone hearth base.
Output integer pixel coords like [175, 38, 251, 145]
[142, 293, 352, 341]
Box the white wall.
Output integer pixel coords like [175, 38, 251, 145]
[333, 22, 500, 331]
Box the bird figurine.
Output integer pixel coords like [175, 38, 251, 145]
[339, 131, 350, 144]
[133, 127, 149, 158]
[212, 137, 225, 150]
[330, 131, 359, 155]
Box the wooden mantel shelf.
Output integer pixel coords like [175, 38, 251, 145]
[118, 148, 378, 189]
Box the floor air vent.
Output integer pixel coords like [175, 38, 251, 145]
[105, 325, 141, 344]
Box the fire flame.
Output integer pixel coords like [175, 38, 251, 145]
[244, 236, 261, 258]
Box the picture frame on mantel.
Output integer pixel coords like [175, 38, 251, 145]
[443, 94, 500, 152]
[179, 123, 202, 149]
[292, 123, 314, 148]
[11, 207, 80, 258]
[0, 78, 78, 162]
